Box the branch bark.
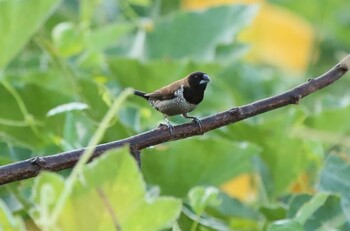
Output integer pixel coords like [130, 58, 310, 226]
[1, 55, 349, 185]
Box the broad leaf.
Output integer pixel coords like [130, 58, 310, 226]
[318, 153, 350, 201]
[142, 138, 259, 197]
[0, 0, 62, 69]
[30, 148, 182, 230]
[145, 5, 258, 60]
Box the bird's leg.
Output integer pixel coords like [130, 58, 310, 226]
[182, 113, 203, 132]
[165, 116, 174, 134]
[158, 115, 174, 134]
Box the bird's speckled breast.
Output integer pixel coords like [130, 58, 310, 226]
[149, 85, 197, 116]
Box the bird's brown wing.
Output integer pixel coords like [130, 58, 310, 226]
[145, 78, 187, 100]
[145, 90, 174, 100]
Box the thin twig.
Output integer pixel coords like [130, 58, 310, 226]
[0, 55, 349, 185]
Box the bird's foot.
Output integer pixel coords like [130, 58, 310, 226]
[158, 123, 174, 134]
[192, 117, 203, 134]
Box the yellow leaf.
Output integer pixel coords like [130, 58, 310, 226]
[182, 0, 264, 9]
[239, 3, 315, 74]
[220, 173, 256, 202]
[291, 172, 314, 194]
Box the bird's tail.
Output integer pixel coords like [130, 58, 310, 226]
[133, 90, 149, 100]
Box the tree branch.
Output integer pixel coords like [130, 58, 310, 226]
[1, 55, 349, 185]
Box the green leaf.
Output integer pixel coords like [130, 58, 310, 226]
[182, 205, 230, 231]
[0, 0, 62, 69]
[287, 194, 312, 219]
[30, 172, 65, 226]
[61, 111, 96, 150]
[0, 200, 25, 231]
[80, 0, 100, 24]
[0, 142, 33, 164]
[171, 222, 182, 231]
[158, 0, 181, 15]
[304, 195, 349, 231]
[145, 4, 258, 60]
[188, 186, 220, 215]
[294, 193, 329, 225]
[142, 138, 259, 197]
[212, 192, 261, 220]
[341, 199, 350, 226]
[47, 102, 89, 116]
[128, 0, 151, 7]
[0, 79, 72, 148]
[318, 153, 350, 201]
[78, 78, 110, 120]
[305, 106, 350, 135]
[317, 153, 350, 230]
[268, 219, 303, 231]
[220, 107, 311, 195]
[252, 156, 275, 202]
[89, 23, 135, 51]
[30, 148, 182, 230]
[52, 22, 87, 57]
[260, 204, 287, 221]
[215, 42, 250, 63]
[289, 194, 350, 231]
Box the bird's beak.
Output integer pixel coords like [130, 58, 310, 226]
[199, 74, 211, 84]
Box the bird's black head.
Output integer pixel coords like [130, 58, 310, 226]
[187, 72, 211, 89]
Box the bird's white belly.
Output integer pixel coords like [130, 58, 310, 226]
[150, 97, 197, 116]
[149, 85, 197, 116]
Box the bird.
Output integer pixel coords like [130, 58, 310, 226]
[133, 71, 210, 133]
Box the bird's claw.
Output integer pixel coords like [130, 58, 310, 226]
[158, 123, 174, 134]
[192, 118, 203, 133]
[167, 123, 174, 134]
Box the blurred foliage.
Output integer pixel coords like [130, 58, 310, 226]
[0, 0, 350, 230]
[30, 148, 181, 230]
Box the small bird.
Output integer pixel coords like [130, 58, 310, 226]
[134, 71, 210, 133]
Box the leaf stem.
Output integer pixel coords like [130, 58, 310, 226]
[0, 79, 42, 135]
